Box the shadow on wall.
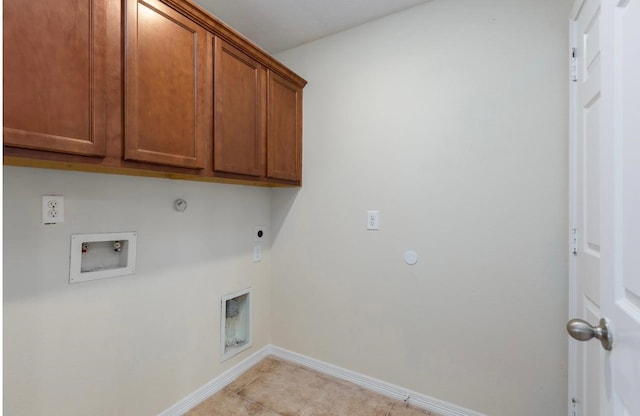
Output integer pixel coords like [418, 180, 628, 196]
[271, 187, 301, 243]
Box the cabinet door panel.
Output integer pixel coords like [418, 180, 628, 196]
[214, 38, 266, 176]
[125, 0, 207, 169]
[267, 72, 302, 182]
[3, 0, 107, 156]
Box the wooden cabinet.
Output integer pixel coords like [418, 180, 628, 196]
[213, 40, 304, 183]
[4, 0, 306, 187]
[3, 0, 111, 157]
[213, 38, 267, 176]
[124, 0, 209, 169]
[267, 71, 303, 182]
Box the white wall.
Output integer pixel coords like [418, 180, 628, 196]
[272, 1, 569, 415]
[3, 167, 272, 415]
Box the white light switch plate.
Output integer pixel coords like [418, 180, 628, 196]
[253, 245, 262, 262]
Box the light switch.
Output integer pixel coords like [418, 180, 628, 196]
[253, 245, 262, 262]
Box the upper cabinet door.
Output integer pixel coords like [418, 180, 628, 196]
[267, 71, 303, 182]
[213, 38, 267, 177]
[3, 0, 109, 156]
[124, 0, 208, 169]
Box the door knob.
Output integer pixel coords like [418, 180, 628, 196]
[566, 318, 613, 351]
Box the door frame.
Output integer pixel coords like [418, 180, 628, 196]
[568, 0, 585, 414]
[567, 0, 586, 416]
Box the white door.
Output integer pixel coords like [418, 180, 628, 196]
[600, 0, 640, 415]
[569, 1, 640, 416]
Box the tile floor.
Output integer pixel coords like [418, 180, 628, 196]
[186, 356, 436, 416]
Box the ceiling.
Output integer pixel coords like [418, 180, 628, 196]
[194, 0, 431, 54]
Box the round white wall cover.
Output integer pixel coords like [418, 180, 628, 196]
[403, 250, 418, 265]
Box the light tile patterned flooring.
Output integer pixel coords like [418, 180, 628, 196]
[186, 357, 436, 416]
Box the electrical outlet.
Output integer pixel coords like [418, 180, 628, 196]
[42, 196, 64, 224]
[367, 210, 379, 230]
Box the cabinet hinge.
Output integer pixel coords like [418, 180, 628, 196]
[571, 48, 578, 82]
[571, 228, 578, 255]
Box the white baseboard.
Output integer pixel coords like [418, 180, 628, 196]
[159, 344, 485, 416]
[269, 346, 486, 416]
[158, 345, 273, 416]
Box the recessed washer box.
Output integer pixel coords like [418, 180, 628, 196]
[69, 232, 137, 283]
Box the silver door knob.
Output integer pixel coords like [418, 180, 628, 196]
[566, 318, 613, 351]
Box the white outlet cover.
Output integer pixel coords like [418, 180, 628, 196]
[367, 210, 379, 230]
[403, 250, 418, 265]
[42, 195, 64, 224]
